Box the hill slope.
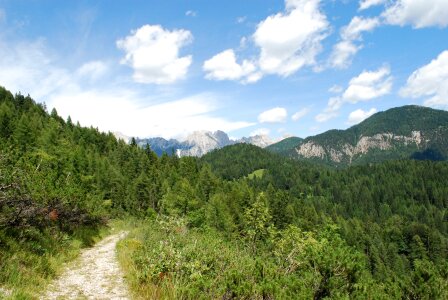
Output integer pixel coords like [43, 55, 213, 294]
[265, 136, 303, 155]
[269, 105, 448, 166]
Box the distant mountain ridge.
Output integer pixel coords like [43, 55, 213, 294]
[135, 137, 185, 156]
[132, 130, 274, 157]
[118, 105, 447, 163]
[267, 105, 448, 166]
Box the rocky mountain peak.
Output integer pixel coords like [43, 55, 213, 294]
[239, 135, 273, 148]
[180, 130, 235, 157]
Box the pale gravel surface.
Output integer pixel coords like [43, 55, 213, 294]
[42, 231, 130, 300]
[0, 287, 12, 298]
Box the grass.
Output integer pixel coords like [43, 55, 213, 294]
[0, 223, 111, 299]
[116, 217, 169, 299]
[117, 224, 162, 299]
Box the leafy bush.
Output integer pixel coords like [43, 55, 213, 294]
[119, 218, 384, 299]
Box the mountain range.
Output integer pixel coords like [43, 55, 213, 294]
[131, 131, 274, 157]
[116, 105, 447, 165]
[267, 105, 448, 166]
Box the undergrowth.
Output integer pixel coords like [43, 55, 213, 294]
[0, 224, 109, 299]
[117, 217, 382, 299]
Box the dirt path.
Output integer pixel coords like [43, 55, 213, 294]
[42, 231, 130, 300]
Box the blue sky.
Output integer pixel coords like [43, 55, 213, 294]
[0, 0, 447, 140]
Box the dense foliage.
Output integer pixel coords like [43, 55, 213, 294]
[265, 136, 303, 155]
[120, 218, 378, 299]
[120, 143, 448, 298]
[1, 87, 447, 298]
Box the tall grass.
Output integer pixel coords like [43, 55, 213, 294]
[0, 225, 108, 299]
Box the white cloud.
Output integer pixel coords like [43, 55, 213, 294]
[0, 37, 253, 139]
[359, 0, 386, 11]
[185, 10, 197, 17]
[341, 16, 381, 41]
[329, 41, 359, 69]
[347, 108, 377, 125]
[204, 0, 329, 83]
[291, 107, 310, 121]
[250, 128, 271, 136]
[0, 39, 73, 100]
[383, 0, 448, 28]
[116, 24, 193, 84]
[342, 66, 392, 103]
[400, 50, 448, 108]
[245, 72, 264, 83]
[329, 84, 343, 93]
[254, 0, 329, 76]
[258, 107, 288, 123]
[316, 66, 392, 122]
[330, 16, 380, 68]
[76, 61, 108, 82]
[50, 91, 254, 139]
[203, 49, 259, 83]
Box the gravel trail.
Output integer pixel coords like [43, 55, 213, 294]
[42, 231, 130, 300]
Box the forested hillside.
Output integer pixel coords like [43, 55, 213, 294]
[268, 105, 448, 167]
[265, 136, 303, 155]
[1, 87, 447, 299]
[0, 87, 164, 297]
[120, 143, 448, 299]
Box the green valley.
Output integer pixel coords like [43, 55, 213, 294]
[0, 88, 447, 299]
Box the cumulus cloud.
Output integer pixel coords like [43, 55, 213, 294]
[400, 50, 448, 108]
[203, 49, 260, 83]
[341, 16, 381, 41]
[0, 37, 253, 138]
[359, 0, 386, 11]
[116, 24, 193, 84]
[316, 66, 392, 122]
[382, 0, 448, 28]
[203, 0, 329, 83]
[343, 66, 392, 103]
[291, 107, 310, 121]
[258, 107, 288, 123]
[330, 16, 380, 68]
[254, 0, 329, 76]
[347, 108, 377, 125]
[329, 41, 359, 69]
